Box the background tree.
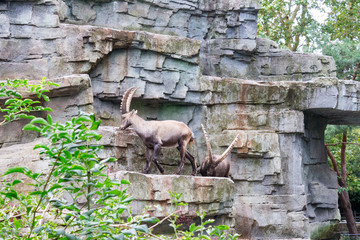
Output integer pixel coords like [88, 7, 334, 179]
[320, 0, 360, 81]
[325, 126, 360, 213]
[258, 0, 360, 236]
[325, 126, 358, 236]
[257, 0, 319, 51]
[258, 0, 360, 80]
[322, 0, 360, 41]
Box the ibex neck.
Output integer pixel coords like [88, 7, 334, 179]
[130, 113, 147, 135]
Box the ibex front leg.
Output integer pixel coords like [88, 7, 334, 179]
[174, 142, 187, 175]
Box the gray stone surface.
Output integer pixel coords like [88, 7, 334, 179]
[0, 0, 355, 239]
[109, 171, 234, 217]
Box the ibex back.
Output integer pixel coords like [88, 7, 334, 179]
[120, 87, 197, 175]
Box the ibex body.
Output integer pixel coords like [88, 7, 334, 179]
[120, 87, 197, 175]
[199, 124, 239, 177]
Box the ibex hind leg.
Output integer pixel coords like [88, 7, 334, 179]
[152, 144, 164, 174]
[177, 147, 197, 176]
[174, 143, 188, 175]
[143, 148, 153, 174]
[186, 150, 197, 176]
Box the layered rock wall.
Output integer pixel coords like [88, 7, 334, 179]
[0, 0, 354, 239]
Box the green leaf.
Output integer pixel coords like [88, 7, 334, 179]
[48, 184, 63, 192]
[64, 150, 72, 159]
[13, 218, 22, 230]
[42, 107, 53, 112]
[112, 233, 125, 240]
[42, 95, 50, 101]
[215, 225, 229, 231]
[75, 115, 92, 123]
[90, 119, 102, 130]
[121, 179, 131, 185]
[11, 179, 23, 186]
[23, 123, 42, 132]
[64, 214, 72, 222]
[3, 166, 28, 176]
[140, 217, 159, 224]
[134, 224, 149, 233]
[3, 190, 18, 200]
[17, 114, 35, 120]
[122, 228, 137, 236]
[47, 114, 53, 125]
[4, 98, 18, 105]
[83, 208, 97, 217]
[30, 117, 49, 126]
[29, 191, 46, 196]
[33, 144, 50, 151]
[189, 223, 197, 232]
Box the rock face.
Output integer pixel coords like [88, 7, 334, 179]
[0, 0, 352, 239]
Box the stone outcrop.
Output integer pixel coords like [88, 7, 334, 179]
[0, 0, 353, 239]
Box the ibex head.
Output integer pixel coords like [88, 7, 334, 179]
[120, 87, 138, 130]
[199, 124, 239, 177]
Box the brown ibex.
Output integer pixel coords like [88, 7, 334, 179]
[120, 87, 197, 175]
[198, 124, 239, 177]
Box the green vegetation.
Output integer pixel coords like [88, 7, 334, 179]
[0, 78, 58, 126]
[258, 0, 360, 81]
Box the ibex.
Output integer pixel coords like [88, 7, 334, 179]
[198, 124, 239, 177]
[120, 87, 197, 175]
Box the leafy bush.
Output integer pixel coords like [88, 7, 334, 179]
[0, 113, 158, 239]
[0, 78, 58, 126]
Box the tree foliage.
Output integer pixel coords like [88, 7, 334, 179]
[258, 0, 360, 80]
[257, 0, 319, 51]
[323, 0, 360, 41]
[321, 39, 360, 80]
[321, 0, 360, 81]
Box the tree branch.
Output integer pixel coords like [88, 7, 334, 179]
[325, 142, 360, 146]
[340, 131, 347, 183]
[352, 62, 360, 80]
[149, 210, 182, 230]
[325, 145, 341, 178]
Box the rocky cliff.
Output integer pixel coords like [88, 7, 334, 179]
[0, 0, 356, 239]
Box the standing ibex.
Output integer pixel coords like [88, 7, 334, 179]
[198, 124, 239, 177]
[120, 87, 197, 175]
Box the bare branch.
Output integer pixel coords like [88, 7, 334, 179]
[340, 131, 347, 183]
[325, 145, 341, 178]
[149, 209, 182, 230]
[325, 142, 360, 146]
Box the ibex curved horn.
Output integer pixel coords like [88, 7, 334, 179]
[120, 87, 138, 114]
[201, 124, 214, 164]
[215, 133, 239, 166]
